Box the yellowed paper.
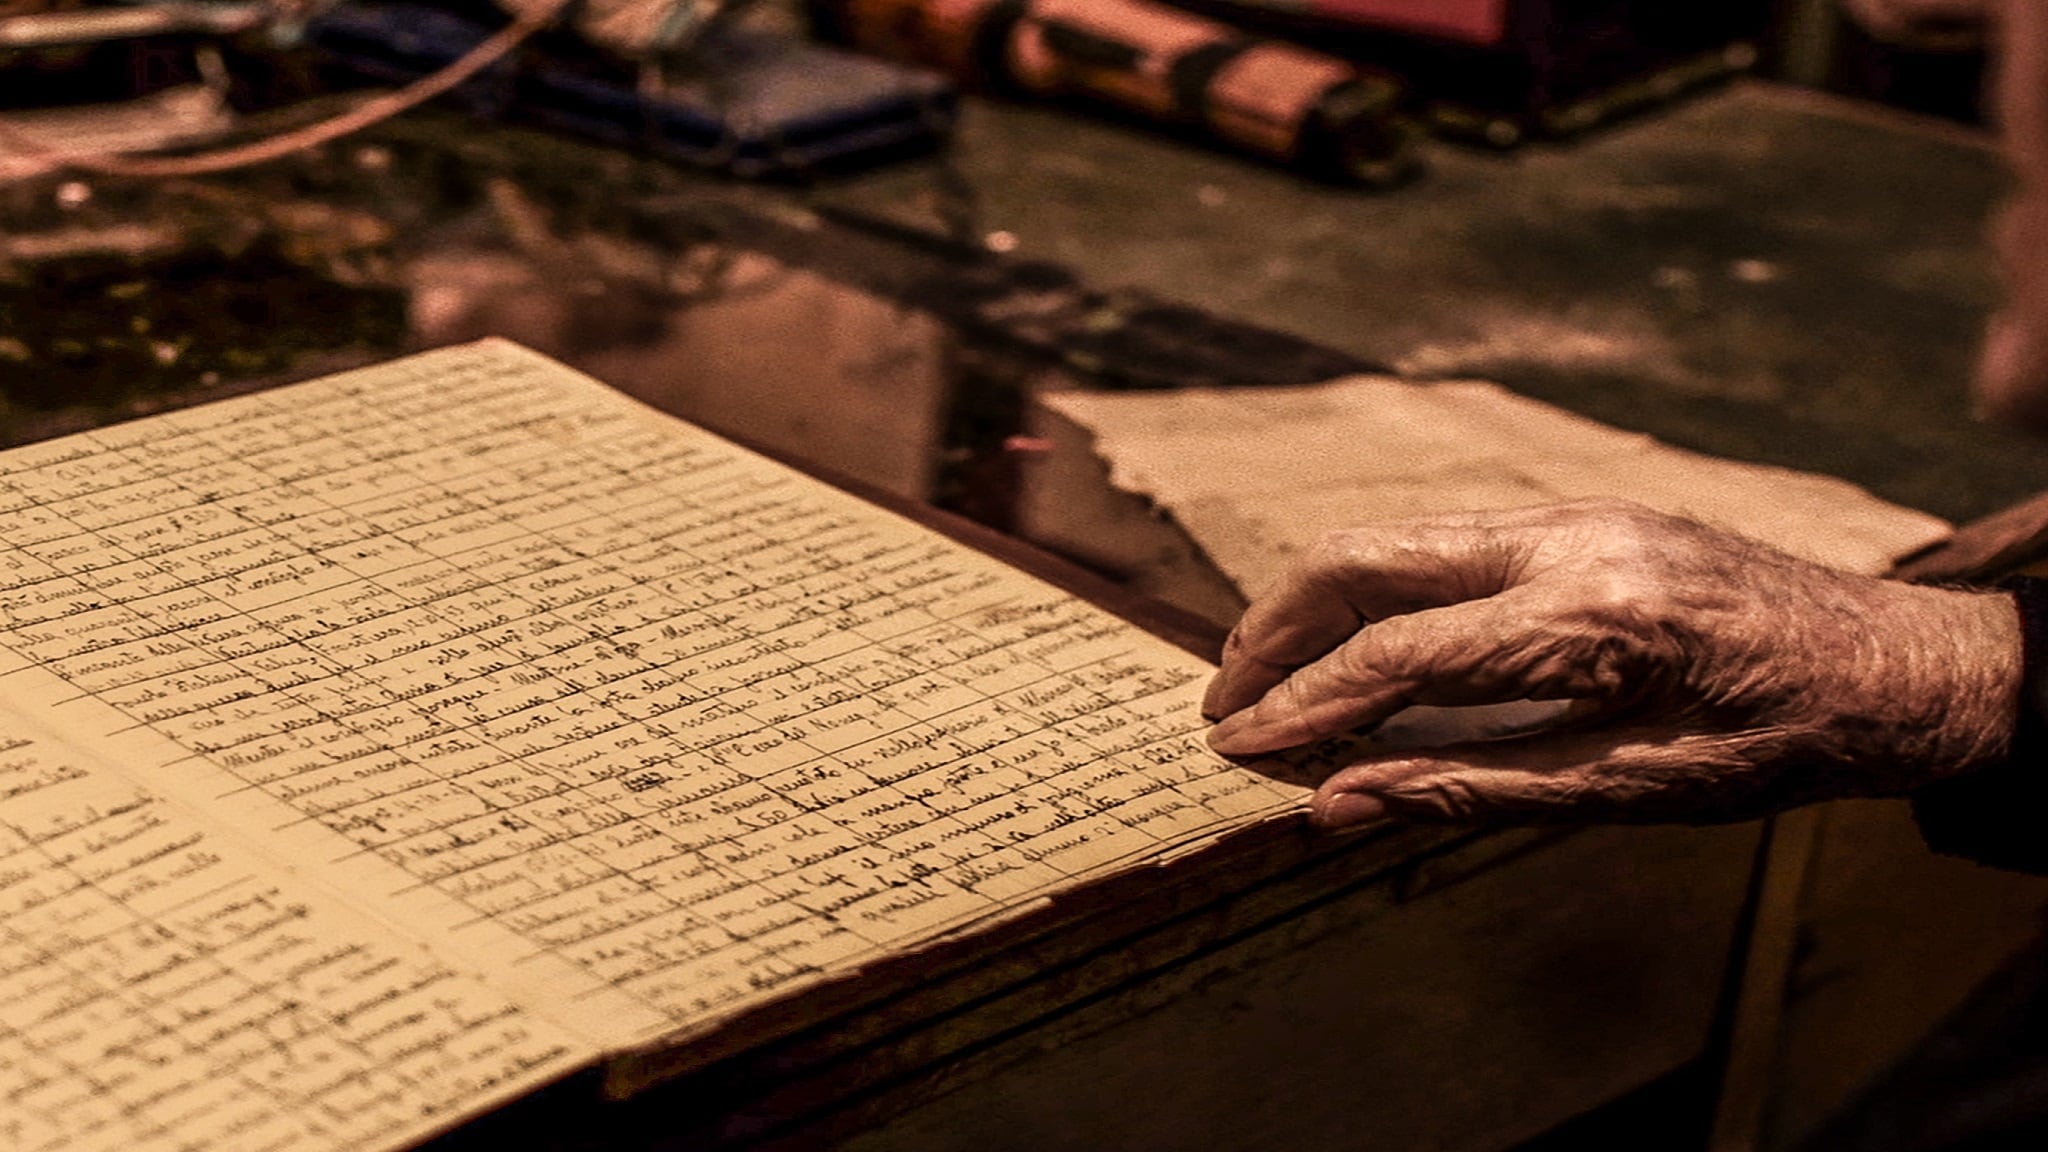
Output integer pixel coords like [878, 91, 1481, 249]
[0, 338, 1306, 1142]
[1031, 376, 1953, 599]
[0, 716, 587, 1152]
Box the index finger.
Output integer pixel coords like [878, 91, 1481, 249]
[1208, 581, 1619, 755]
[1201, 510, 1545, 720]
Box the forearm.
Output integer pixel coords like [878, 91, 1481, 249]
[1878, 584, 2022, 781]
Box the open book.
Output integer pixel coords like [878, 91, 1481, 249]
[0, 339, 1307, 1151]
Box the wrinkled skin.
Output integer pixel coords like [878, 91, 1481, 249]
[1198, 2, 2046, 829]
[1202, 501, 2021, 829]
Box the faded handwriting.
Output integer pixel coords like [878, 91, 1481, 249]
[0, 729, 580, 1152]
[0, 342, 1301, 1028]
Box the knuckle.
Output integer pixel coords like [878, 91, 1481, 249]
[1268, 675, 1313, 730]
[1555, 573, 1679, 692]
[1556, 499, 1688, 563]
[1383, 776, 1491, 821]
[1221, 618, 1296, 671]
[1300, 530, 1365, 581]
[1328, 636, 1389, 688]
[1574, 563, 1651, 615]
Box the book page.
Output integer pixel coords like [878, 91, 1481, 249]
[0, 340, 1307, 1070]
[0, 715, 589, 1152]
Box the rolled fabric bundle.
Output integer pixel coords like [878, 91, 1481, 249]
[815, 0, 1417, 184]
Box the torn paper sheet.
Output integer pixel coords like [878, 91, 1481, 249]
[1020, 376, 1952, 619]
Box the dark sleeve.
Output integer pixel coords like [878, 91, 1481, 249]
[1912, 577, 2048, 873]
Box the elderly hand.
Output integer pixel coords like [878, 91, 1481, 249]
[1202, 500, 2022, 829]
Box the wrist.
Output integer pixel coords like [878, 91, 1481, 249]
[1941, 586, 2023, 766]
[1908, 585, 2023, 779]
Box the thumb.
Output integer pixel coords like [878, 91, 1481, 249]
[1308, 725, 1768, 828]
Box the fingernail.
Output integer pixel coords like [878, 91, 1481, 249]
[1312, 792, 1385, 829]
[1200, 671, 1231, 721]
[1207, 712, 1274, 756]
